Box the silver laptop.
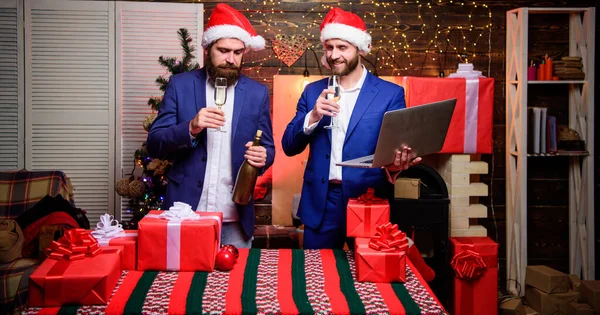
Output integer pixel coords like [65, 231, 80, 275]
[336, 98, 457, 168]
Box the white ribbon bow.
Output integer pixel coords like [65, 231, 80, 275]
[159, 202, 200, 221]
[91, 213, 125, 240]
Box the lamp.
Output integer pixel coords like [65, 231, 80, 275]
[302, 49, 310, 89]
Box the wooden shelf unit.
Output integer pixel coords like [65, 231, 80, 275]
[505, 7, 595, 296]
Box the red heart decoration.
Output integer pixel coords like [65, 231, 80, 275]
[272, 34, 308, 67]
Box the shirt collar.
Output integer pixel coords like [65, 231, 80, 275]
[341, 65, 367, 92]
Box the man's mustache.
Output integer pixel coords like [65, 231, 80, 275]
[218, 64, 240, 69]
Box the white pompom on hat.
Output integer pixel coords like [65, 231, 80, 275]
[320, 7, 372, 54]
[202, 3, 265, 51]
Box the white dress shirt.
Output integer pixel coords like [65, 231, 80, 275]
[196, 78, 239, 222]
[303, 65, 368, 181]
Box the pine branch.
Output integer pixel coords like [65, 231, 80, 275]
[158, 56, 177, 73]
[178, 28, 190, 41]
[148, 97, 162, 111]
[178, 28, 196, 73]
[155, 76, 169, 92]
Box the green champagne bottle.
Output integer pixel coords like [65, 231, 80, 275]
[232, 130, 262, 205]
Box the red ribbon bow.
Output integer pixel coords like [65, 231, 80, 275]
[450, 249, 487, 280]
[45, 228, 102, 261]
[368, 222, 409, 252]
[357, 188, 384, 204]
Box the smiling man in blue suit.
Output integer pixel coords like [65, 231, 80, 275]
[147, 4, 275, 248]
[282, 8, 421, 249]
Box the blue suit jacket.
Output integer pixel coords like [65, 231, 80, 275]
[281, 71, 406, 230]
[147, 69, 275, 238]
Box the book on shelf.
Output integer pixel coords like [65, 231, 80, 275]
[527, 107, 554, 154]
[527, 107, 542, 154]
[540, 107, 547, 153]
[547, 115, 557, 153]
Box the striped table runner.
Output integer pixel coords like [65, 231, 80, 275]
[24, 249, 447, 315]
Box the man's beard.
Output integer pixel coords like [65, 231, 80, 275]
[327, 54, 359, 76]
[206, 53, 242, 84]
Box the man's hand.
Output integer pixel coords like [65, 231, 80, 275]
[189, 107, 225, 137]
[244, 142, 267, 168]
[308, 88, 340, 126]
[383, 146, 422, 172]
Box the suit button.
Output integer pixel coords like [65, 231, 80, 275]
[325, 153, 330, 160]
[321, 178, 325, 183]
[197, 180, 203, 188]
[202, 156, 207, 162]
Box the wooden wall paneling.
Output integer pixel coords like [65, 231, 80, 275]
[139, 0, 599, 285]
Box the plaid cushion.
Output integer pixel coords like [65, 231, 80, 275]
[0, 170, 73, 220]
[0, 258, 38, 315]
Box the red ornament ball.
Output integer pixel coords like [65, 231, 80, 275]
[215, 248, 237, 271]
[221, 244, 239, 259]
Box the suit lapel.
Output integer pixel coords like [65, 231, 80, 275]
[194, 69, 208, 148]
[231, 75, 246, 143]
[194, 69, 207, 113]
[345, 72, 379, 144]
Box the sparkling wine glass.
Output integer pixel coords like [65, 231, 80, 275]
[214, 77, 227, 132]
[324, 75, 340, 130]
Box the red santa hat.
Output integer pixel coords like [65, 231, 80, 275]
[202, 3, 265, 51]
[320, 8, 372, 54]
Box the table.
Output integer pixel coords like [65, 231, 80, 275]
[24, 249, 447, 315]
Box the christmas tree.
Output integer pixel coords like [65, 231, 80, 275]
[116, 28, 200, 229]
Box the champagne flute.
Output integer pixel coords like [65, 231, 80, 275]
[324, 75, 340, 130]
[214, 77, 227, 132]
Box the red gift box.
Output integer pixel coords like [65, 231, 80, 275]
[354, 237, 370, 251]
[95, 230, 138, 270]
[138, 210, 222, 271]
[396, 76, 494, 154]
[347, 188, 390, 238]
[450, 236, 498, 315]
[29, 229, 122, 307]
[355, 223, 409, 283]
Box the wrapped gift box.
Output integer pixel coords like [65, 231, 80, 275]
[524, 287, 578, 315]
[579, 281, 600, 313]
[525, 265, 570, 294]
[394, 177, 420, 199]
[354, 237, 370, 251]
[347, 188, 390, 238]
[90, 214, 138, 270]
[397, 76, 494, 154]
[355, 223, 408, 283]
[524, 306, 538, 315]
[567, 274, 581, 291]
[138, 210, 222, 271]
[565, 303, 594, 315]
[450, 237, 499, 315]
[356, 247, 406, 283]
[499, 298, 526, 315]
[29, 229, 122, 307]
[95, 230, 138, 270]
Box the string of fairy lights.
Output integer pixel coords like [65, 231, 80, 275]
[126, 0, 493, 216]
[198, 0, 493, 77]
